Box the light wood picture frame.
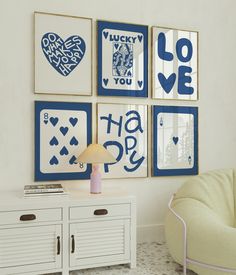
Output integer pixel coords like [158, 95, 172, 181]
[152, 26, 198, 100]
[34, 12, 92, 96]
[97, 103, 148, 179]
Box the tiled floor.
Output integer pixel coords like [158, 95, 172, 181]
[69, 242, 196, 275]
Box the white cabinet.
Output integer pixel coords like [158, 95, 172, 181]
[70, 220, 130, 268]
[0, 190, 136, 275]
[0, 225, 62, 274]
[68, 201, 133, 270]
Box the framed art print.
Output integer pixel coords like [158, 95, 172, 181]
[35, 101, 92, 181]
[152, 26, 198, 100]
[97, 103, 148, 178]
[97, 21, 148, 97]
[35, 12, 92, 95]
[152, 106, 198, 176]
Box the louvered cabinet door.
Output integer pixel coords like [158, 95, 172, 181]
[70, 219, 130, 268]
[0, 225, 62, 274]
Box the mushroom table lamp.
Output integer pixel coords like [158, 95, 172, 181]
[76, 144, 116, 194]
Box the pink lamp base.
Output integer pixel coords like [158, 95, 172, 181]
[90, 164, 101, 194]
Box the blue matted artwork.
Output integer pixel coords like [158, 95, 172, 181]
[152, 106, 198, 176]
[97, 21, 148, 97]
[35, 101, 92, 181]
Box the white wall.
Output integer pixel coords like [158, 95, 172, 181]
[1, 0, 236, 242]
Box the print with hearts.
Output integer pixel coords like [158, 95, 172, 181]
[97, 21, 148, 97]
[41, 32, 86, 76]
[35, 101, 92, 181]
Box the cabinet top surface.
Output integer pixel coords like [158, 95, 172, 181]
[0, 186, 135, 209]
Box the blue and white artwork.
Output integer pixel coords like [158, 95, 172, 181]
[152, 106, 198, 176]
[152, 27, 198, 100]
[41, 33, 86, 77]
[35, 101, 92, 181]
[112, 43, 133, 77]
[35, 12, 92, 95]
[97, 21, 148, 97]
[97, 104, 148, 178]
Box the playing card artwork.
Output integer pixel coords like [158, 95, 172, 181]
[35, 101, 92, 181]
[152, 106, 198, 176]
[35, 12, 92, 95]
[113, 43, 133, 77]
[97, 21, 148, 97]
[97, 104, 148, 178]
[152, 27, 198, 100]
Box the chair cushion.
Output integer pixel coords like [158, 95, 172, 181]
[174, 169, 235, 226]
[165, 169, 236, 275]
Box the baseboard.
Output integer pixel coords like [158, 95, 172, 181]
[137, 224, 165, 243]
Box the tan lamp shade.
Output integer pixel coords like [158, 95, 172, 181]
[76, 143, 116, 164]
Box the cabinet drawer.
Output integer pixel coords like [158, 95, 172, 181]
[0, 208, 62, 225]
[70, 204, 130, 220]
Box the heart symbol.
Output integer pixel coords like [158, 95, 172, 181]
[60, 126, 68, 136]
[60, 146, 69, 156]
[103, 78, 109, 86]
[114, 43, 119, 49]
[49, 117, 59, 127]
[173, 136, 179, 145]
[69, 155, 77, 165]
[103, 31, 109, 39]
[44, 120, 48, 124]
[137, 35, 143, 42]
[158, 73, 176, 94]
[69, 117, 78, 127]
[41, 32, 86, 76]
[49, 156, 59, 165]
[49, 136, 59, 146]
[70, 136, 79, 146]
[137, 80, 143, 88]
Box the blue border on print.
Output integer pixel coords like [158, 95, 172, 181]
[152, 106, 198, 176]
[35, 101, 92, 181]
[97, 20, 148, 97]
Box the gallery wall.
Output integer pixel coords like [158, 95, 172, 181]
[0, 0, 236, 242]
